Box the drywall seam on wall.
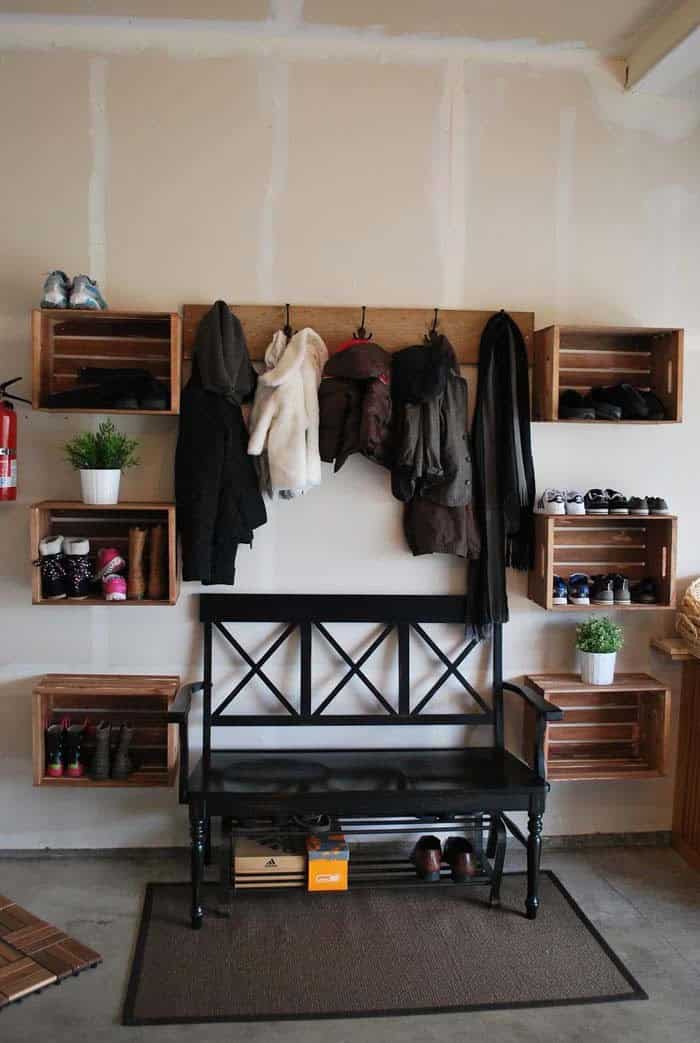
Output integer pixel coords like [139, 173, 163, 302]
[433, 58, 467, 308]
[0, 13, 599, 71]
[256, 58, 289, 302]
[554, 106, 576, 314]
[270, 0, 304, 29]
[88, 56, 108, 290]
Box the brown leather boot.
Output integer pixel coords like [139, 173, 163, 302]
[147, 524, 165, 601]
[444, 836, 478, 882]
[410, 835, 442, 881]
[127, 526, 147, 599]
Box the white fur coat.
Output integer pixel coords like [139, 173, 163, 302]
[248, 327, 329, 497]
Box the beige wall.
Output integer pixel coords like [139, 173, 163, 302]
[1, 10, 699, 848]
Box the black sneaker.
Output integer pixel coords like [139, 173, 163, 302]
[628, 496, 649, 515]
[605, 489, 629, 515]
[610, 573, 631, 604]
[639, 390, 665, 420]
[34, 535, 67, 599]
[591, 383, 649, 419]
[559, 390, 595, 420]
[584, 489, 609, 514]
[591, 574, 614, 605]
[64, 538, 92, 599]
[585, 395, 622, 421]
[631, 577, 658, 604]
[568, 573, 591, 606]
[647, 496, 670, 515]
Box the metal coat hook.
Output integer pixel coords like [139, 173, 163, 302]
[283, 303, 293, 340]
[424, 308, 440, 344]
[354, 306, 372, 341]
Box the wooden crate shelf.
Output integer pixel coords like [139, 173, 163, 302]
[32, 674, 180, 787]
[528, 514, 677, 611]
[533, 325, 683, 423]
[31, 309, 181, 414]
[30, 501, 179, 605]
[524, 673, 671, 782]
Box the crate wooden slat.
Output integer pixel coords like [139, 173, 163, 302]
[32, 309, 182, 413]
[181, 303, 535, 380]
[29, 501, 178, 605]
[32, 673, 180, 788]
[533, 324, 683, 423]
[524, 673, 671, 782]
[528, 514, 677, 610]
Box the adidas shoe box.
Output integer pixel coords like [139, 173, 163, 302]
[231, 837, 306, 890]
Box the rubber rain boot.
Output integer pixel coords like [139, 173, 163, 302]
[90, 721, 111, 780]
[111, 722, 135, 779]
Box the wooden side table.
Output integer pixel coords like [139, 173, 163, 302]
[651, 637, 700, 872]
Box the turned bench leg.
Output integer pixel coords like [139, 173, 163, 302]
[526, 811, 543, 920]
[190, 806, 206, 929]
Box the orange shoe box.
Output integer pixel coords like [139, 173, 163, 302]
[306, 833, 349, 891]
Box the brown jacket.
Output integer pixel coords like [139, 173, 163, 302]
[319, 341, 393, 471]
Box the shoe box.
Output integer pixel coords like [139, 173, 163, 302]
[231, 833, 351, 892]
[306, 833, 350, 892]
[231, 837, 306, 890]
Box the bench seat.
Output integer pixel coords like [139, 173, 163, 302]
[188, 747, 546, 818]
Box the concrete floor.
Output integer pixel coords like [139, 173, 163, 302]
[0, 846, 698, 1043]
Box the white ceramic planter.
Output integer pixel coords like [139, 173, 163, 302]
[80, 468, 121, 505]
[579, 650, 617, 686]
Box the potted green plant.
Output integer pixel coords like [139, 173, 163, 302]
[64, 420, 139, 504]
[576, 617, 623, 685]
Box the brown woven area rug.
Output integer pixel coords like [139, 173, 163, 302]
[123, 872, 646, 1025]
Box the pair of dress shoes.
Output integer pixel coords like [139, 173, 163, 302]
[410, 834, 478, 882]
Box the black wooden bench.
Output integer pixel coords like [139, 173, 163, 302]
[170, 594, 562, 928]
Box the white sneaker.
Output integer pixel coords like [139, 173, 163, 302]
[565, 490, 586, 515]
[537, 489, 566, 515]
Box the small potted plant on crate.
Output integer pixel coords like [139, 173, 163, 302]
[64, 420, 139, 504]
[576, 617, 623, 686]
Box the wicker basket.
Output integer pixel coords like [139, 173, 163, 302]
[676, 577, 700, 659]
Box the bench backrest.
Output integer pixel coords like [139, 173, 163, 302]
[199, 594, 504, 748]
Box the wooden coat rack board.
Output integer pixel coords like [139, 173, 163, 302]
[182, 305, 534, 380]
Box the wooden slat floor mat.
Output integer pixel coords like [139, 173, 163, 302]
[0, 894, 101, 1010]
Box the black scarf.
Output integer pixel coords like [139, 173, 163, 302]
[467, 311, 535, 635]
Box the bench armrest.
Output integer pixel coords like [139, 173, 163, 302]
[503, 681, 563, 721]
[167, 682, 203, 803]
[166, 681, 202, 724]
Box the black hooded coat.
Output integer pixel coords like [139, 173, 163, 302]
[175, 301, 266, 585]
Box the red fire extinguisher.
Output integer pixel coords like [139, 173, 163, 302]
[0, 378, 31, 502]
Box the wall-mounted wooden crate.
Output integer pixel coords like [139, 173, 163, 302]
[32, 674, 180, 787]
[523, 674, 671, 781]
[533, 325, 683, 423]
[30, 501, 178, 605]
[31, 309, 181, 414]
[528, 514, 677, 611]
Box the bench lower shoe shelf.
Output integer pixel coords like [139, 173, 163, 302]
[218, 815, 508, 913]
